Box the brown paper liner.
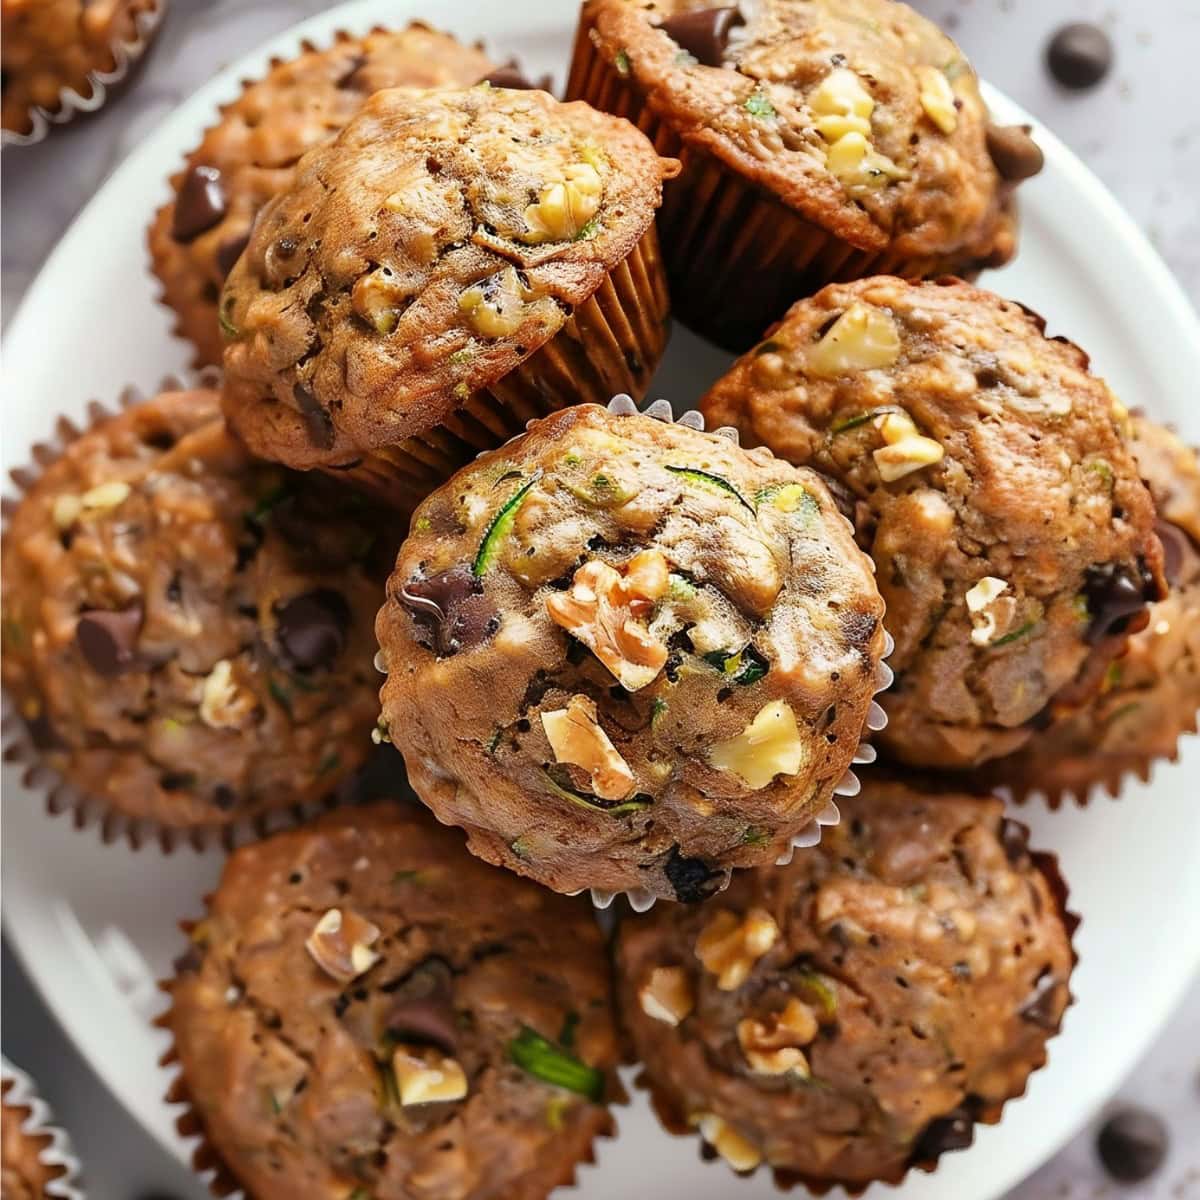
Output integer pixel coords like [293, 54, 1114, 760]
[566, 27, 979, 352]
[624, 836, 1079, 1194]
[1, 372, 409, 852]
[329, 225, 671, 512]
[1, 1060, 85, 1199]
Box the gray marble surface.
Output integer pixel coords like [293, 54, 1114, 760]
[2, 0, 1198, 1197]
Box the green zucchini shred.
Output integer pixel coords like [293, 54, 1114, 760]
[665, 465, 754, 512]
[795, 968, 838, 1020]
[990, 620, 1039, 647]
[508, 1025, 605, 1101]
[702, 645, 769, 686]
[473, 474, 539, 576]
[744, 88, 776, 118]
[540, 769, 653, 817]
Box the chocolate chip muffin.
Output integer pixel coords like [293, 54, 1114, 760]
[166, 804, 621, 1200]
[149, 25, 498, 367]
[2, 0, 160, 138]
[702, 277, 1166, 768]
[616, 778, 1076, 1189]
[220, 86, 678, 514]
[1, 388, 389, 841]
[376, 401, 887, 902]
[1, 1068, 74, 1200]
[567, 0, 1040, 350]
[983, 415, 1200, 804]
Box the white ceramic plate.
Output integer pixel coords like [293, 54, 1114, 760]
[3, 3, 1199, 1197]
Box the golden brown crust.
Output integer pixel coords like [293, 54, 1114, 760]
[166, 804, 621, 1200]
[615, 778, 1076, 1189]
[702, 277, 1166, 768]
[148, 25, 496, 366]
[220, 86, 677, 471]
[377, 403, 886, 900]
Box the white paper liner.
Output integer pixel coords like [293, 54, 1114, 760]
[2, 0, 168, 148]
[1, 1058, 85, 1199]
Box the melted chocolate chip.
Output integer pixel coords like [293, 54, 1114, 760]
[658, 6, 744, 67]
[664, 845, 727, 903]
[172, 165, 227, 241]
[479, 63, 552, 91]
[276, 589, 350, 671]
[1083, 562, 1154, 642]
[293, 383, 335, 450]
[172, 945, 203, 975]
[1019, 969, 1064, 1031]
[1097, 1107, 1168, 1182]
[999, 817, 1030, 865]
[985, 124, 1044, 183]
[216, 231, 250, 279]
[911, 1105, 977, 1163]
[1155, 520, 1187, 588]
[1046, 23, 1113, 90]
[335, 53, 368, 89]
[399, 565, 498, 657]
[212, 784, 238, 811]
[75, 603, 144, 677]
[384, 959, 458, 1054]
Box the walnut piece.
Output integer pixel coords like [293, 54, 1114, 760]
[458, 265, 557, 338]
[305, 908, 382, 983]
[695, 907, 779, 991]
[80, 480, 131, 512]
[695, 1113, 762, 1173]
[808, 68, 874, 142]
[392, 1045, 469, 1105]
[541, 694, 635, 800]
[709, 700, 807, 790]
[198, 659, 256, 731]
[638, 965, 695, 1026]
[737, 998, 818, 1077]
[807, 302, 901, 378]
[916, 65, 959, 134]
[872, 409, 945, 482]
[352, 267, 410, 335]
[965, 576, 1013, 646]
[522, 162, 603, 243]
[546, 550, 670, 691]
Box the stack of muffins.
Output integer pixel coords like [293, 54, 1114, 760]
[2, 2, 1196, 1196]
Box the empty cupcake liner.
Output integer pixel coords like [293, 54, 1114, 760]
[1, 370, 398, 853]
[3, 0, 167, 148]
[1, 1058, 85, 1200]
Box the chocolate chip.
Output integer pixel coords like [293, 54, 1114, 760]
[1019, 968, 1064, 1030]
[663, 845, 727, 903]
[399, 565, 498, 657]
[479, 63, 551, 91]
[999, 817, 1030, 865]
[387, 996, 460, 1056]
[216, 231, 250, 279]
[212, 784, 238, 811]
[75, 604, 144, 677]
[172, 945, 203, 975]
[1097, 1107, 1168, 1182]
[25, 710, 64, 751]
[293, 383, 334, 450]
[911, 1105, 977, 1163]
[276, 589, 350, 671]
[1046, 23, 1113, 90]
[985, 124, 1044, 183]
[658, 6, 744, 67]
[1155, 520, 1187, 588]
[335, 52, 367, 89]
[172, 165, 227, 242]
[1083, 562, 1154, 642]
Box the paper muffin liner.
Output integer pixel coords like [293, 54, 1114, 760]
[1, 370, 404, 853]
[627, 832, 1079, 1194]
[566, 26, 967, 352]
[332, 225, 671, 514]
[2, 0, 167, 148]
[1, 1059, 85, 1200]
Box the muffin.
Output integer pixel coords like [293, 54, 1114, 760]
[2, 1061, 82, 1199]
[1, 387, 388, 842]
[702, 277, 1166, 768]
[149, 25, 498, 367]
[616, 778, 1076, 1189]
[2, 0, 161, 140]
[566, 0, 1041, 350]
[983, 415, 1200, 804]
[165, 804, 621, 1200]
[376, 401, 888, 902]
[220, 86, 679, 513]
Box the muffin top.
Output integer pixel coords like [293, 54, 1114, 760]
[578, 0, 1038, 256]
[376, 403, 886, 900]
[221, 86, 678, 470]
[149, 24, 497, 366]
[1, 388, 389, 831]
[1, 1080, 66, 1200]
[702, 277, 1166, 768]
[616, 777, 1075, 1188]
[168, 804, 620, 1200]
[985, 416, 1200, 801]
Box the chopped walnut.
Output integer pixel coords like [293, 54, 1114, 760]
[458, 265, 556, 338]
[825, 131, 908, 192]
[198, 659, 256, 731]
[80, 480, 131, 512]
[392, 1045, 469, 1105]
[695, 1113, 762, 1173]
[638, 965, 694, 1026]
[541, 694, 635, 800]
[52, 493, 83, 530]
[522, 162, 603, 243]
[808, 68, 875, 141]
[352, 267, 410, 335]
[916, 65, 959, 134]
[965, 576, 1015, 646]
[305, 907, 382, 983]
[546, 550, 670, 691]
[807, 303, 901, 377]
[709, 700, 807, 790]
[737, 998, 818, 1076]
[873, 410, 945, 482]
[695, 907, 779, 991]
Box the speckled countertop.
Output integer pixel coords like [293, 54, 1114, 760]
[2, 1, 1197, 1197]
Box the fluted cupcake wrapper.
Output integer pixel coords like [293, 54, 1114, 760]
[1, 1058, 85, 1200]
[3, 0, 167, 148]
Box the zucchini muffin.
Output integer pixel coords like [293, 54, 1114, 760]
[567, 0, 1040, 350]
[376, 402, 887, 902]
[616, 778, 1076, 1189]
[221, 86, 679, 513]
[166, 804, 621, 1200]
[1, 388, 388, 841]
[2, 0, 160, 138]
[2, 1063, 79, 1199]
[702, 277, 1166, 768]
[149, 25, 497, 367]
[984, 415, 1200, 804]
